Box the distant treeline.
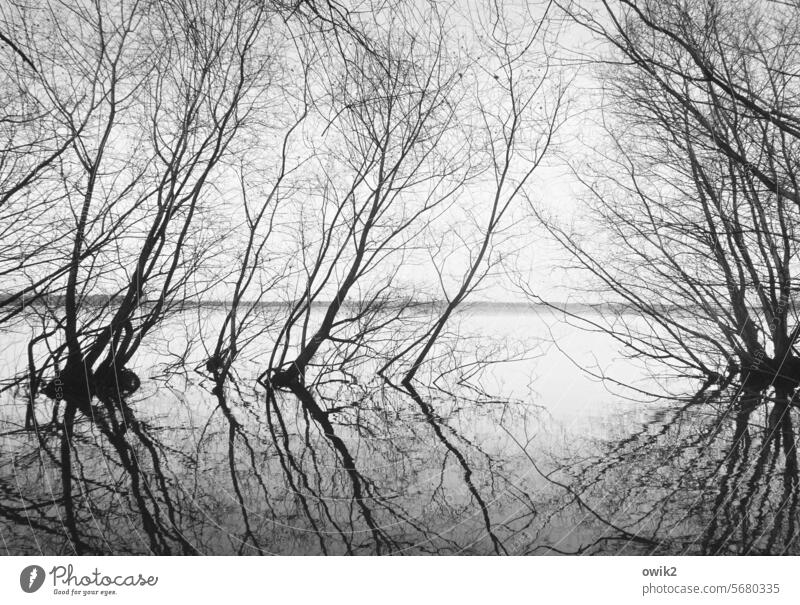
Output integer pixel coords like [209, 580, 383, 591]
[0, 293, 680, 315]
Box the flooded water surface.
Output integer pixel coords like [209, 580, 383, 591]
[3, 305, 792, 555]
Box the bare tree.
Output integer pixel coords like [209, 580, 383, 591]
[534, 0, 800, 553]
[1, 0, 281, 554]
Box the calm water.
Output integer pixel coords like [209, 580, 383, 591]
[0, 307, 793, 554]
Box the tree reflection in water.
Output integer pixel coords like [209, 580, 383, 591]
[555, 380, 799, 555]
[4, 337, 800, 555]
[1, 359, 538, 554]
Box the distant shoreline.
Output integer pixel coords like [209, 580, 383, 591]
[0, 294, 676, 315]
